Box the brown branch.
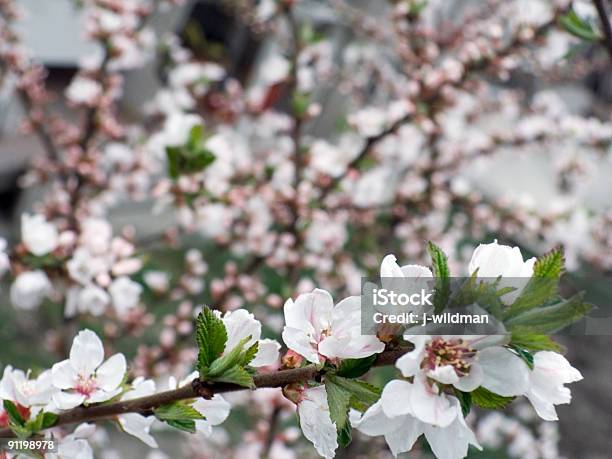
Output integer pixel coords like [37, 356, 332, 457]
[593, 0, 612, 61]
[0, 348, 410, 438]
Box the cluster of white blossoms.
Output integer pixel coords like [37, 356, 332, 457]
[280, 241, 583, 459]
[0, 304, 282, 457]
[0, 241, 585, 459]
[9, 213, 144, 317]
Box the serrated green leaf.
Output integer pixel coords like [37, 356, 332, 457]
[471, 387, 515, 410]
[336, 355, 377, 378]
[211, 365, 254, 388]
[559, 10, 601, 42]
[242, 342, 259, 367]
[207, 335, 251, 378]
[510, 332, 563, 352]
[506, 293, 593, 334]
[324, 380, 353, 448]
[154, 401, 205, 422]
[533, 247, 565, 278]
[504, 248, 565, 320]
[326, 375, 381, 411]
[196, 308, 228, 374]
[165, 419, 197, 433]
[428, 241, 451, 313]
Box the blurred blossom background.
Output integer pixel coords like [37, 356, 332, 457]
[0, 0, 611, 457]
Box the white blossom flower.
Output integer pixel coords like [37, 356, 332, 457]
[109, 276, 143, 315]
[10, 270, 52, 310]
[0, 365, 56, 410]
[80, 218, 113, 255]
[296, 385, 338, 459]
[396, 335, 530, 396]
[524, 351, 583, 421]
[66, 248, 106, 285]
[51, 330, 126, 409]
[118, 377, 158, 447]
[353, 381, 481, 459]
[143, 271, 170, 293]
[468, 240, 536, 304]
[282, 289, 385, 364]
[65, 77, 102, 106]
[21, 213, 59, 256]
[46, 423, 95, 459]
[77, 285, 111, 317]
[217, 309, 281, 367]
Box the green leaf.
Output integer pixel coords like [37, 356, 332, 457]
[326, 375, 381, 412]
[165, 125, 216, 180]
[510, 332, 563, 352]
[207, 335, 251, 377]
[324, 380, 353, 448]
[455, 390, 472, 416]
[208, 365, 254, 388]
[504, 248, 565, 320]
[196, 308, 228, 374]
[3, 400, 25, 427]
[165, 419, 197, 433]
[242, 342, 259, 366]
[41, 412, 58, 429]
[154, 401, 205, 422]
[559, 10, 601, 42]
[506, 293, 593, 334]
[471, 387, 515, 410]
[428, 241, 451, 313]
[336, 355, 377, 378]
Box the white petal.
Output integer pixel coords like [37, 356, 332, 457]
[423, 398, 481, 459]
[384, 413, 424, 456]
[453, 363, 483, 392]
[380, 254, 405, 277]
[400, 265, 433, 278]
[119, 413, 158, 448]
[87, 387, 121, 404]
[251, 339, 281, 367]
[395, 337, 427, 377]
[58, 438, 93, 459]
[380, 379, 413, 418]
[479, 347, 530, 396]
[69, 330, 104, 376]
[409, 377, 456, 427]
[293, 289, 335, 337]
[96, 354, 127, 391]
[53, 391, 86, 410]
[192, 394, 231, 425]
[282, 327, 320, 364]
[298, 386, 338, 459]
[350, 401, 390, 436]
[51, 360, 78, 390]
[428, 365, 460, 385]
[222, 309, 261, 352]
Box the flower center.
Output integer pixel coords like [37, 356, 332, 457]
[75, 374, 98, 396]
[422, 337, 476, 377]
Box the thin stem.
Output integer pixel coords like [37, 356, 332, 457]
[0, 348, 410, 438]
[593, 0, 612, 61]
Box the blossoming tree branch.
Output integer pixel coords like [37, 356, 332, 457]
[0, 0, 608, 457]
